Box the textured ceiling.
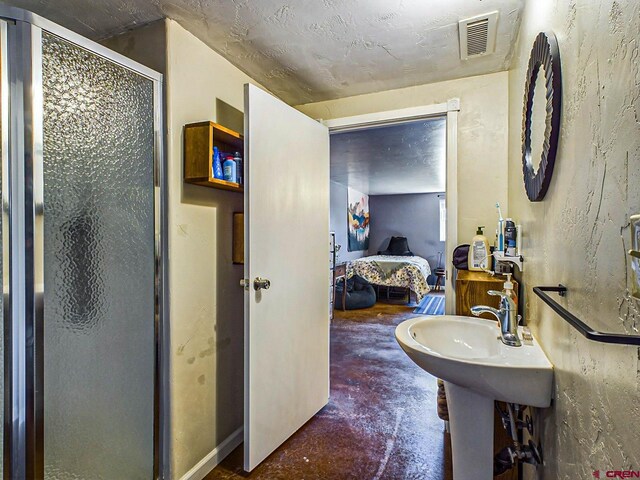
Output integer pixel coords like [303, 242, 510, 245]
[330, 118, 446, 196]
[2, 0, 524, 105]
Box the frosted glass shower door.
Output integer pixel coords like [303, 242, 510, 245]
[41, 33, 156, 478]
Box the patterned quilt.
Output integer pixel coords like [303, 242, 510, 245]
[347, 255, 431, 301]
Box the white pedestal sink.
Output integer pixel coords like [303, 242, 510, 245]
[395, 315, 553, 480]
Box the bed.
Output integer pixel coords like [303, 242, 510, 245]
[346, 255, 431, 302]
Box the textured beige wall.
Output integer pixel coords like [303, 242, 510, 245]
[296, 72, 510, 244]
[101, 19, 167, 75]
[507, 1, 640, 478]
[165, 20, 259, 478]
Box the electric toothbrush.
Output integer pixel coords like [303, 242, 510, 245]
[496, 202, 504, 252]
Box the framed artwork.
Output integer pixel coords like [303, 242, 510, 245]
[347, 188, 370, 251]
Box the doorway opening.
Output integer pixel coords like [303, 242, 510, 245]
[330, 116, 447, 314]
[325, 103, 459, 478]
[327, 101, 458, 316]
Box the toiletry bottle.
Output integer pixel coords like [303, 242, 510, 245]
[223, 154, 237, 183]
[468, 226, 491, 271]
[503, 273, 518, 309]
[505, 219, 517, 256]
[212, 146, 224, 179]
[233, 151, 243, 185]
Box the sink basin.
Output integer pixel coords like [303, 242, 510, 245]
[395, 315, 553, 480]
[395, 315, 553, 407]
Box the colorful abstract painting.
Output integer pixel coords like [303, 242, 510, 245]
[347, 188, 370, 251]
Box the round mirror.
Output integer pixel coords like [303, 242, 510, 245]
[527, 65, 547, 175]
[521, 32, 562, 202]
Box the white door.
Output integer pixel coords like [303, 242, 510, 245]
[243, 83, 330, 471]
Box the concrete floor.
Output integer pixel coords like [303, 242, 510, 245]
[205, 302, 452, 480]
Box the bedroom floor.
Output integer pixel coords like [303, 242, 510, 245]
[205, 303, 452, 479]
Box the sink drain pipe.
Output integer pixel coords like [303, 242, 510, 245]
[494, 403, 543, 476]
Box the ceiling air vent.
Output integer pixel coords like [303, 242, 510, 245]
[458, 11, 499, 60]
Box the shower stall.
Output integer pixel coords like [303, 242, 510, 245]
[0, 7, 166, 479]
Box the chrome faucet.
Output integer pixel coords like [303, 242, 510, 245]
[471, 290, 522, 347]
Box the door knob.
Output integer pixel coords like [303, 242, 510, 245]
[253, 277, 271, 291]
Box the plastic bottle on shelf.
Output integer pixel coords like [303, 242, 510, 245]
[212, 146, 224, 179]
[223, 154, 237, 183]
[505, 219, 517, 256]
[234, 151, 243, 185]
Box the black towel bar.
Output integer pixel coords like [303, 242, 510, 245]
[533, 285, 640, 346]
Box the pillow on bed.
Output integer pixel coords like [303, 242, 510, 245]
[378, 236, 414, 256]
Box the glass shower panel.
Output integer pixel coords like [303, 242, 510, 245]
[41, 33, 155, 479]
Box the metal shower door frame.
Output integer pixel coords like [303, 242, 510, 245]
[0, 7, 167, 479]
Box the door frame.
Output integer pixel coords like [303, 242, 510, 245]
[0, 6, 167, 479]
[323, 99, 459, 314]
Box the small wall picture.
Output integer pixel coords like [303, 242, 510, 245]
[347, 188, 370, 251]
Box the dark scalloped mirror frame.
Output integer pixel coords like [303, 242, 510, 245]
[521, 31, 562, 202]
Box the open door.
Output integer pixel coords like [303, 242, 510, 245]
[243, 84, 330, 471]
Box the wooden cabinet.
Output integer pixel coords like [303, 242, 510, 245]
[184, 121, 244, 192]
[455, 270, 518, 319]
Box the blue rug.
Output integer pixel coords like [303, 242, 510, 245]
[413, 294, 445, 315]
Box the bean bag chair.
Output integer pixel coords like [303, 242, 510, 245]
[335, 275, 376, 310]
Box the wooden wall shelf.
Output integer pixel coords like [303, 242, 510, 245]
[184, 121, 244, 192]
